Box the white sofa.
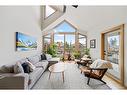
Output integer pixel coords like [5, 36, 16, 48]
[0, 53, 48, 89]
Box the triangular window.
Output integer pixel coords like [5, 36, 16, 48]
[54, 21, 76, 33]
[45, 6, 56, 18]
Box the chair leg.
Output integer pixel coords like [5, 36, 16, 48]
[87, 77, 90, 85]
[100, 79, 106, 84]
[78, 64, 80, 68]
[81, 71, 83, 74]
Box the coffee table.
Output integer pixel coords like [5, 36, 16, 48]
[48, 62, 65, 83]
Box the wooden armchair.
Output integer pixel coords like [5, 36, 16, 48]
[76, 58, 92, 68]
[81, 59, 112, 85]
[84, 67, 108, 85]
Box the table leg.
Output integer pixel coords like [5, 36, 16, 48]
[62, 71, 64, 83]
[49, 72, 51, 79]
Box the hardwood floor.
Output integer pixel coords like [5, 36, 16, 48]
[103, 75, 125, 89]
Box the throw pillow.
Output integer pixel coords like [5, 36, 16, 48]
[40, 54, 44, 60]
[43, 53, 47, 60]
[46, 54, 52, 60]
[41, 53, 47, 60]
[26, 61, 36, 72]
[21, 62, 31, 73]
[14, 62, 24, 74]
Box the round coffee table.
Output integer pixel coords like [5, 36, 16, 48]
[48, 62, 65, 83]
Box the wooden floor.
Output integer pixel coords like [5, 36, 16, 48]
[103, 75, 125, 89]
[32, 61, 125, 89]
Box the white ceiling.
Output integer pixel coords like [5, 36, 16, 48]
[43, 6, 127, 33]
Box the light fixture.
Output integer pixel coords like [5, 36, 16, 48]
[72, 5, 78, 8]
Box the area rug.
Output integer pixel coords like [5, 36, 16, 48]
[32, 63, 111, 89]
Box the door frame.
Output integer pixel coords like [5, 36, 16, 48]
[101, 24, 124, 85]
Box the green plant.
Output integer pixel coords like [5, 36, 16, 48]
[84, 48, 90, 56]
[73, 50, 80, 59]
[60, 55, 65, 62]
[47, 44, 57, 57]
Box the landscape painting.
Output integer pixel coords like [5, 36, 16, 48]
[16, 32, 37, 51]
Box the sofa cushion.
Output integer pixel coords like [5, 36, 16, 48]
[14, 62, 24, 74]
[18, 58, 28, 64]
[0, 64, 14, 73]
[29, 68, 44, 88]
[34, 60, 48, 70]
[27, 55, 40, 65]
[21, 63, 31, 73]
[46, 54, 52, 60]
[36, 53, 42, 61]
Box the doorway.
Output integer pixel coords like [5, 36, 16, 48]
[101, 24, 124, 85]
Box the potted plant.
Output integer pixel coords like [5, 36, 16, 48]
[83, 48, 91, 58]
[47, 44, 57, 57]
[73, 50, 80, 59]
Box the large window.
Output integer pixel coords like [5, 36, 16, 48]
[43, 20, 87, 58]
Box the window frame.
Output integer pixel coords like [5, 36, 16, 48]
[43, 20, 87, 56]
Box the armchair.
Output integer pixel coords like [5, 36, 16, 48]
[84, 67, 108, 85]
[82, 59, 112, 85]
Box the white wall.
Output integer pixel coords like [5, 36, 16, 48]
[0, 6, 42, 65]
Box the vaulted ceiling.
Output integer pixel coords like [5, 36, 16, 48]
[43, 6, 127, 34]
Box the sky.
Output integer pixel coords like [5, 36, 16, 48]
[54, 21, 76, 33]
[108, 35, 119, 46]
[45, 5, 56, 18]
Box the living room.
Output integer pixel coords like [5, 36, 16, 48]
[0, 5, 127, 90]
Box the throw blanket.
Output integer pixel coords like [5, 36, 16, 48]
[90, 59, 113, 69]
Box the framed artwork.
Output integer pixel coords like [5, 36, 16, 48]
[16, 32, 37, 51]
[90, 39, 96, 48]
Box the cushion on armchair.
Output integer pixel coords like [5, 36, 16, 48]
[90, 59, 112, 69]
[89, 59, 112, 76]
[82, 55, 89, 58]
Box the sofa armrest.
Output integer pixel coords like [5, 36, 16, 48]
[0, 73, 29, 89]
